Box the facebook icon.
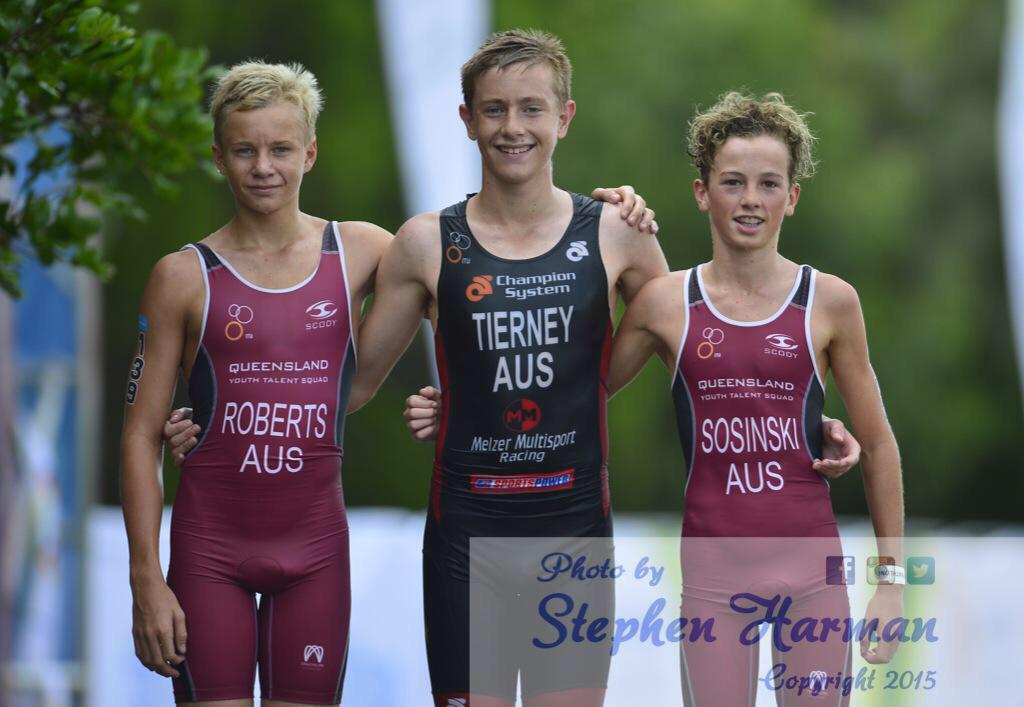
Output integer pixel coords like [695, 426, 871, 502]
[825, 556, 855, 585]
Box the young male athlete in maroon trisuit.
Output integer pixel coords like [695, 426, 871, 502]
[605, 92, 905, 705]
[120, 62, 389, 706]
[130, 60, 650, 706]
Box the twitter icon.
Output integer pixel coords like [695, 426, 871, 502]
[906, 556, 935, 585]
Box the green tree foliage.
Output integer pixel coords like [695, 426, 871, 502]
[0, 0, 217, 297]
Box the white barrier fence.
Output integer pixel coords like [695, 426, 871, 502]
[58, 508, 1024, 705]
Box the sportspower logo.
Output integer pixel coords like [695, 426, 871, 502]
[765, 333, 798, 350]
[225, 304, 254, 341]
[565, 240, 589, 262]
[305, 300, 337, 319]
[466, 275, 494, 302]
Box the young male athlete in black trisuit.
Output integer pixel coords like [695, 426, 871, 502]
[394, 31, 866, 707]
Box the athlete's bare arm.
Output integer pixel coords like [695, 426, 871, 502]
[120, 250, 202, 678]
[815, 272, 904, 664]
[606, 272, 686, 396]
[598, 202, 669, 307]
[338, 220, 396, 412]
[348, 212, 440, 413]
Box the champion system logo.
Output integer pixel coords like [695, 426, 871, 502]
[466, 275, 494, 302]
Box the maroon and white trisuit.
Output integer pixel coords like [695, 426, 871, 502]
[169, 223, 355, 705]
[672, 264, 853, 707]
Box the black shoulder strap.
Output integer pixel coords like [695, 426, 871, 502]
[189, 243, 221, 270]
[321, 221, 338, 253]
[793, 265, 813, 307]
[688, 268, 703, 304]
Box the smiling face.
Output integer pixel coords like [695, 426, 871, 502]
[459, 62, 576, 186]
[693, 134, 800, 251]
[212, 101, 317, 216]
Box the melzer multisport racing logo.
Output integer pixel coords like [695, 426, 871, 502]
[503, 398, 542, 432]
[764, 333, 799, 358]
[471, 469, 575, 493]
[466, 275, 494, 302]
[305, 300, 338, 331]
[225, 304, 254, 341]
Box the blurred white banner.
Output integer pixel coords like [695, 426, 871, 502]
[999, 0, 1024, 409]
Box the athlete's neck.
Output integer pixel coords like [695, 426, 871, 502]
[473, 169, 565, 229]
[705, 244, 796, 296]
[222, 206, 312, 252]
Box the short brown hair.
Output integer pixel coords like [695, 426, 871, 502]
[210, 60, 323, 146]
[461, 29, 572, 109]
[687, 91, 817, 184]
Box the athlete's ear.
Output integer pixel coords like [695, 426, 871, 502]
[556, 99, 577, 139]
[785, 182, 800, 216]
[693, 178, 710, 212]
[304, 137, 318, 173]
[459, 104, 477, 141]
[211, 143, 225, 176]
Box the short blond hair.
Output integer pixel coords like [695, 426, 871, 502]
[210, 60, 323, 146]
[461, 29, 572, 109]
[687, 91, 817, 185]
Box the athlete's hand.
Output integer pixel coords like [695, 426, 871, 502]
[591, 185, 658, 234]
[404, 386, 441, 442]
[860, 587, 904, 664]
[131, 574, 187, 677]
[163, 407, 200, 465]
[814, 416, 860, 479]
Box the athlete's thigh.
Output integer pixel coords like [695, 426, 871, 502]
[257, 536, 351, 706]
[679, 593, 760, 707]
[770, 585, 852, 707]
[168, 555, 257, 704]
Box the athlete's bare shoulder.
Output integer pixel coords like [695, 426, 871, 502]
[597, 200, 656, 246]
[138, 249, 205, 339]
[336, 220, 393, 294]
[812, 271, 862, 318]
[393, 211, 440, 261]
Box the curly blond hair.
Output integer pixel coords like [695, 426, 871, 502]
[461, 29, 572, 109]
[687, 91, 817, 184]
[210, 60, 323, 146]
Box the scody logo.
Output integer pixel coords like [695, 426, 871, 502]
[306, 300, 337, 319]
[305, 300, 338, 331]
[764, 334, 798, 350]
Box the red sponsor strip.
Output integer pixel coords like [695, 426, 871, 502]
[470, 469, 575, 493]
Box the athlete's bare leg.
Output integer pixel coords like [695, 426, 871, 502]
[178, 700, 252, 707]
[263, 700, 337, 707]
[525, 687, 605, 707]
